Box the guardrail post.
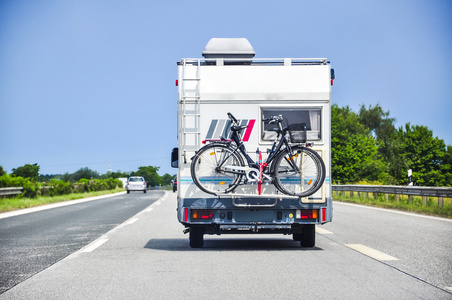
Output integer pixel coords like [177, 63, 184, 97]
[350, 191, 354, 198]
[422, 196, 427, 205]
[396, 194, 400, 202]
[438, 197, 443, 208]
[385, 193, 389, 201]
[408, 195, 413, 203]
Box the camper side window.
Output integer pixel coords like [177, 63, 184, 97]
[261, 108, 322, 141]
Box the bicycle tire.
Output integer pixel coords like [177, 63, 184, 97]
[191, 143, 245, 195]
[273, 145, 326, 197]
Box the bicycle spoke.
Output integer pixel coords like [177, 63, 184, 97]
[191, 144, 244, 194]
[274, 146, 325, 197]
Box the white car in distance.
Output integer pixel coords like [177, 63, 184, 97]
[126, 176, 147, 194]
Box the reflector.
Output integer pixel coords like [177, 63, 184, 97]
[191, 209, 214, 220]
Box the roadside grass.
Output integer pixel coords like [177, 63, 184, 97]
[0, 188, 126, 213]
[333, 191, 452, 219]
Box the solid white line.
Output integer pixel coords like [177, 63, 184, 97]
[0, 192, 127, 220]
[346, 244, 399, 261]
[334, 201, 452, 223]
[315, 227, 333, 235]
[81, 238, 108, 253]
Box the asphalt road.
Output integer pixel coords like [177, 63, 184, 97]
[0, 191, 163, 294]
[1, 191, 451, 299]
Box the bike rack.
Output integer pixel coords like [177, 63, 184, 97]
[214, 193, 300, 208]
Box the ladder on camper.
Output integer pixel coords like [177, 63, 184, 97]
[180, 59, 201, 156]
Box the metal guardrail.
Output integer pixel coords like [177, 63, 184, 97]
[332, 185, 452, 207]
[0, 187, 24, 197]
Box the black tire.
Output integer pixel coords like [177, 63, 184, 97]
[191, 143, 245, 195]
[300, 224, 316, 247]
[127, 190, 130, 194]
[144, 190, 146, 193]
[273, 145, 326, 197]
[189, 227, 204, 248]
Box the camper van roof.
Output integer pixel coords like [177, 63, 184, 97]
[202, 38, 255, 58]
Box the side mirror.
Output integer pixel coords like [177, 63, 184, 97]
[171, 148, 179, 168]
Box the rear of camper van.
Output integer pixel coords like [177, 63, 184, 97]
[172, 38, 333, 248]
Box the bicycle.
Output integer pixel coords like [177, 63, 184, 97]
[190, 112, 326, 197]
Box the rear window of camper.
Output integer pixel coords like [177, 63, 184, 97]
[261, 107, 322, 141]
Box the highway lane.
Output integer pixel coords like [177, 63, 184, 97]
[321, 202, 452, 292]
[1, 191, 451, 299]
[0, 191, 163, 294]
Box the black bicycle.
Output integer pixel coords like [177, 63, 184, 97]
[190, 112, 326, 197]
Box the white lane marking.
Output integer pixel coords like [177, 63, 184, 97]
[81, 238, 108, 253]
[0, 192, 127, 220]
[334, 201, 452, 223]
[445, 287, 452, 292]
[346, 244, 399, 261]
[144, 207, 154, 212]
[315, 227, 333, 234]
[155, 201, 162, 205]
[124, 218, 139, 225]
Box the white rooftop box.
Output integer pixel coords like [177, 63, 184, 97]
[202, 38, 256, 59]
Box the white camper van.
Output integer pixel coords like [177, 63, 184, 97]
[171, 38, 334, 248]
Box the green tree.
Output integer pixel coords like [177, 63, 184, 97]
[133, 166, 162, 187]
[358, 104, 403, 184]
[12, 163, 40, 181]
[332, 104, 387, 183]
[161, 173, 175, 186]
[106, 170, 130, 179]
[70, 167, 100, 181]
[397, 123, 450, 186]
[0, 166, 5, 176]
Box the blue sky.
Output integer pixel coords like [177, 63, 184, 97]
[1, 0, 451, 177]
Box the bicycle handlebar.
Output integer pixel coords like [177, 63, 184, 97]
[263, 115, 283, 124]
[228, 113, 283, 126]
[227, 112, 238, 124]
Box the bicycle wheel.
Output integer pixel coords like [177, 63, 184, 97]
[191, 143, 245, 195]
[273, 145, 325, 197]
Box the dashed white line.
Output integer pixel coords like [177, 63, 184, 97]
[346, 244, 399, 261]
[124, 218, 139, 225]
[315, 227, 333, 235]
[81, 238, 108, 253]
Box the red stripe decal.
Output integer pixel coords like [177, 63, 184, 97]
[242, 119, 255, 142]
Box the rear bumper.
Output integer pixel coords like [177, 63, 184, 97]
[127, 186, 146, 191]
[177, 197, 333, 234]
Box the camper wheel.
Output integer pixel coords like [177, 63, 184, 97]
[300, 224, 315, 248]
[189, 227, 204, 248]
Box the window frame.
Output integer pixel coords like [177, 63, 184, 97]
[260, 106, 323, 142]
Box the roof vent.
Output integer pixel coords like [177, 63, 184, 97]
[202, 38, 255, 59]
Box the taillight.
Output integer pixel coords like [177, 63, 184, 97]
[322, 208, 326, 222]
[191, 209, 214, 220]
[184, 208, 188, 222]
[296, 209, 318, 219]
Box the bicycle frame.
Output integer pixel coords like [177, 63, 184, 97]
[210, 120, 301, 182]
